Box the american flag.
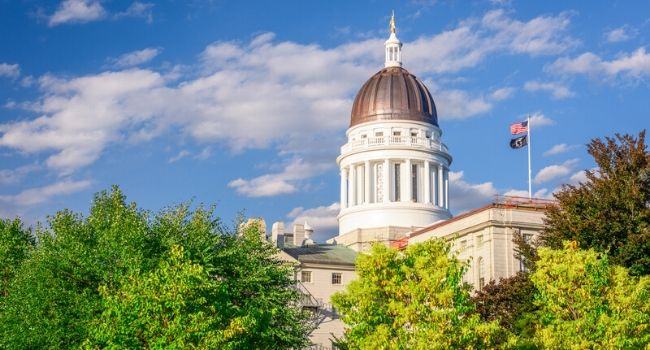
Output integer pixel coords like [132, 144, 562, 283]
[510, 120, 528, 135]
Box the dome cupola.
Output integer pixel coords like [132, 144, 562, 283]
[350, 66, 438, 127]
[350, 13, 438, 128]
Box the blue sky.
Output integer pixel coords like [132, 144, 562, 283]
[1, 0, 648, 241]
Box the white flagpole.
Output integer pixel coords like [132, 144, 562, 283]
[527, 115, 532, 199]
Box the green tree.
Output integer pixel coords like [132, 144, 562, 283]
[331, 240, 507, 350]
[0, 187, 309, 349]
[540, 131, 650, 275]
[528, 243, 650, 349]
[0, 218, 34, 298]
[85, 245, 230, 349]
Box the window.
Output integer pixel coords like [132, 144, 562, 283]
[394, 163, 401, 201]
[392, 131, 401, 136]
[476, 235, 484, 248]
[519, 233, 533, 272]
[375, 131, 384, 137]
[478, 257, 486, 291]
[332, 272, 342, 285]
[301, 270, 312, 283]
[360, 134, 367, 139]
[411, 163, 418, 202]
[460, 240, 467, 252]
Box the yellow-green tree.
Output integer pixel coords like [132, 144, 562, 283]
[331, 240, 507, 350]
[529, 243, 650, 349]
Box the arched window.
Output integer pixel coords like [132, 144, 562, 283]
[478, 257, 486, 291]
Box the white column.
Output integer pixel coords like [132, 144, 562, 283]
[424, 161, 431, 204]
[383, 159, 390, 203]
[357, 164, 364, 205]
[349, 164, 356, 206]
[438, 165, 444, 207]
[444, 167, 449, 209]
[340, 168, 348, 209]
[405, 159, 412, 202]
[364, 160, 371, 204]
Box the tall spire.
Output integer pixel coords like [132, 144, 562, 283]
[384, 11, 402, 68]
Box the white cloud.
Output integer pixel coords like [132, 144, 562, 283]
[490, 87, 515, 101]
[115, 2, 154, 22]
[1, 10, 578, 180]
[0, 164, 39, 185]
[549, 48, 650, 80]
[430, 84, 492, 119]
[111, 48, 161, 67]
[528, 112, 555, 128]
[568, 170, 588, 184]
[193, 147, 212, 160]
[524, 81, 574, 99]
[534, 158, 579, 184]
[0, 179, 91, 207]
[0, 63, 20, 79]
[406, 10, 575, 75]
[228, 158, 331, 197]
[503, 188, 553, 199]
[49, 0, 106, 26]
[168, 150, 190, 163]
[543, 143, 576, 156]
[0, 69, 169, 174]
[287, 202, 340, 241]
[449, 171, 498, 213]
[605, 26, 634, 43]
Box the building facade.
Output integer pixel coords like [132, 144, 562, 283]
[264, 16, 554, 350]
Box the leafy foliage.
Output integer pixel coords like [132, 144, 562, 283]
[540, 131, 650, 275]
[472, 272, 536, 334]
[0, 217, 33, 298]
[331, 240, 507, 349]
[0, 186, 309, 349]
[528, 243, 650, 349]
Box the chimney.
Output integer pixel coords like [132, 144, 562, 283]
[271, 221, 285, 248]
[293, 223, 305, 246]
[303, 222, 315, 246]
[238, 218, 267, 240]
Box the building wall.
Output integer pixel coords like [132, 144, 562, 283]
[297, 264, 356, 350]
[407, 205, 546, 290]
[298, 264, 356, 302]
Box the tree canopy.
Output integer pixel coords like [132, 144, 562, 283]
[0, 186, 310, 349]
[331, 240, 507, 350]
[0, 218, 33, 298]
[540, 131, 650, 275]
[529, 243, 650, 349]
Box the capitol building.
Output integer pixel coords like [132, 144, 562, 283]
[261, 15, 552, 349]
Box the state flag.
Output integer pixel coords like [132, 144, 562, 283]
[510, 121, 528, 135]
[510, 135, 528, 149]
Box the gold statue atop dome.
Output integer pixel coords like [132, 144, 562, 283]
[390, 11, 396, 33]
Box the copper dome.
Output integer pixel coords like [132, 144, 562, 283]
[350, 66, 437, 127]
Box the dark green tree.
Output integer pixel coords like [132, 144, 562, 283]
[540, 131, 650, 275]
[0, 187, 309, 349]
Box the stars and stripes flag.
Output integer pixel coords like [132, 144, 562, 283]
[510, 120, 528, 135]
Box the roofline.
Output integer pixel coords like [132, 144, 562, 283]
[408, 195, 556, 240]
